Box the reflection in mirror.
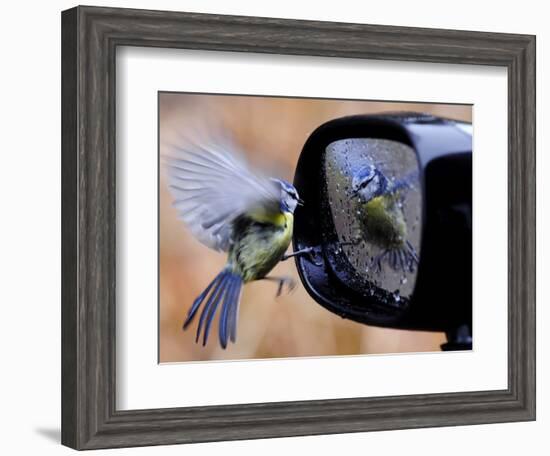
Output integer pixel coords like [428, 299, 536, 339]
[324, 138, 422, 305]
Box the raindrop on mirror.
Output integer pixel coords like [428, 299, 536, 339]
[325, 138, 422, 303]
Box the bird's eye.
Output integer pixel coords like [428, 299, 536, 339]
[358, 176, 375, 189]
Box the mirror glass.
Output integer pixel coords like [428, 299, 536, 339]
[324, 138, 422, 304]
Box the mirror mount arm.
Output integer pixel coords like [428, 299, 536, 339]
[440, 324, 473, 351]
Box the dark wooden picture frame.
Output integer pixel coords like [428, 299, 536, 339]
[61, 5, 536, 450]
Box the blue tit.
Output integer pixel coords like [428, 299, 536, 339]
[350, 164, 419, 273]
[165, 133, 310, 349]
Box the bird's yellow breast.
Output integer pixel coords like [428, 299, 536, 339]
[230, 210, 294, 282]
[252, 210, 294, 248]
[249, 207, 290, 228]
[279, 211, 294, 244]
[363, 195, 407, 248]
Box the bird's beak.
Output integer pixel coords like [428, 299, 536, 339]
[297, 198, 305, 206]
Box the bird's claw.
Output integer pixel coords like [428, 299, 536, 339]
[306, 248, 324, 267]
[276, 277, 297, 297]
[297, 246, 323, 267]
[282, 246, 323, 267]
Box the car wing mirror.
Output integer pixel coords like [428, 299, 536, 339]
[292, 113, 472, 350]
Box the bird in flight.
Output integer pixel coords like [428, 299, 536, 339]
[165, 129, 311, 349]
[350, 163, 419, 273]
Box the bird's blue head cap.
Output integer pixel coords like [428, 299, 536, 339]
[351, 164, 390, 202]
[271, 178, 302, 213]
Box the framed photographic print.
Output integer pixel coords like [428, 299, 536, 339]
[61, 5, 535, 450]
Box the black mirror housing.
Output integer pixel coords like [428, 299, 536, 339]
[292, 113, 472, 340]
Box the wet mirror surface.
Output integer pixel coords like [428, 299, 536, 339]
[324, 138, 422, 304]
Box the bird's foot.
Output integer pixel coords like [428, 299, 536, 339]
[263, 276, 297, 297]
[282, 246, 323, 267]
[276, 276, 297, 297]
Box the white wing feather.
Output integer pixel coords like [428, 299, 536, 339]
[164, 133, 280, 252]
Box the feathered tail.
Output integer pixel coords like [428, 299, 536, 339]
[183, 269, 243, 349]
[371, 240, 419, 274]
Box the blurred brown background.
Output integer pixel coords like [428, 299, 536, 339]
[159, 93, 472, 363]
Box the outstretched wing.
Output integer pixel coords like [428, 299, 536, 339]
[164, 132, 281, 252]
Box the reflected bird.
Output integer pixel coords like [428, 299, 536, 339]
[350, 164, 419, 273]
[165, 132, 312, 348]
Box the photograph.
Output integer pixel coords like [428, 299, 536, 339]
[55, 3, 536, 452]
[158, 93, 473, 363]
